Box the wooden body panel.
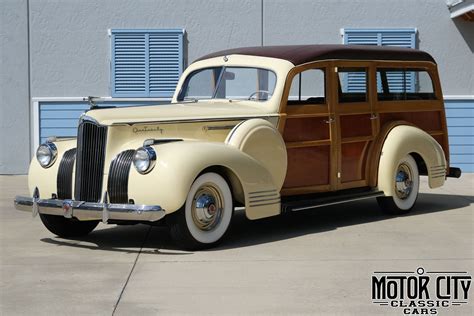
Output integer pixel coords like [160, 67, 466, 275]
[278, 59, 448, 196]
[279, 62, 336, 195]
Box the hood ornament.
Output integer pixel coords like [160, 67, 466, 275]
[83, 96, 100, 109]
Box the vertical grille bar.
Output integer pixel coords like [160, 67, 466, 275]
[74, 120, 108, 202]
[107, 150, 135, 204]
[57, 148, 77, 199]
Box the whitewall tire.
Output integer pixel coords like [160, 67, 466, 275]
[167, 172, 233, 250]
[377, 155, 420, 214]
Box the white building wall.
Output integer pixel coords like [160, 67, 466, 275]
[0, 0, 472, 173]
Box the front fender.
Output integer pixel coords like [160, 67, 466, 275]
[378, 125, 446, 196]
[28, 139, 77, 197]
[127, 141, 281, 220]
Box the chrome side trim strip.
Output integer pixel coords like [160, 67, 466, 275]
[248, 189, 278, 195]
[248, 197, 280, 203]
[203, 125, 237, 131]
[249, 201, 280, 207]
[248, 193, 280, 199]
[112, 115, 279, 126]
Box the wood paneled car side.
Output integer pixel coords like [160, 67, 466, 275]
[15, 45, 461, 250]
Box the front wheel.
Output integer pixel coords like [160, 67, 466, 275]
[167, 172, 233, 250]
[377, 154, 420, 214]
[39, 214, 99, 237]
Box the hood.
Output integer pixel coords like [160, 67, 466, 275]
[86, 101, 275, 126]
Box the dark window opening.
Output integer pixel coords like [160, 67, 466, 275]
[376, 68, 436, 101]
[337, 67, 368, 103]
[287, 68, 326, 106]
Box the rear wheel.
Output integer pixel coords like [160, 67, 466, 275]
[377, 155, 420, 214]
[39, 214, 99, 237]
[167, 172, 233, 250]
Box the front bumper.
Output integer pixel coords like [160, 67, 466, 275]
[14, 194, 165, 223]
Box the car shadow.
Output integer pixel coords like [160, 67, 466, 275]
[40, 192, 473, 253]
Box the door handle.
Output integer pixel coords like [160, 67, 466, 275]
[324, 118, 335, 124]
[370, 114, 378, 120]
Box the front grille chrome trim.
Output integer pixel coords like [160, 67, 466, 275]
[57, 148, 77, 199]
[74, 120, 108, 202]
[108, 150, 135, 204]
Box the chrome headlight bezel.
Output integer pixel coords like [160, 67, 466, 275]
[133, 146, 156, 174]
[36, 142, 58, 168]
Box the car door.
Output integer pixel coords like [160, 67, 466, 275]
[279, 62, 338, 195]
[333, 62, 376, 190]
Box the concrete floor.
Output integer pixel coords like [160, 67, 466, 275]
[0, 175, 472, 315]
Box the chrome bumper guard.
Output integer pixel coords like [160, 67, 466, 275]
[14, 194, 165, 223]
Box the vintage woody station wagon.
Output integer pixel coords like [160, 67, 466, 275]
[15, 45, 461, 249]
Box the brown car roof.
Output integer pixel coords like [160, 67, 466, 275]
[196, 44, 436, 65]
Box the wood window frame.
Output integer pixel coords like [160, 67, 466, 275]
[278, 59, 448, 196]
[278, 61, 337, 195]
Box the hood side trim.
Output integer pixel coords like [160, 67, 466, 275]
[111, 115, 279, 126]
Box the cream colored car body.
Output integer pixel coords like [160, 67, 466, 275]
[377, 125, 446, 196]
[28, 55, 293, 220]
[26, 53, 447, 220]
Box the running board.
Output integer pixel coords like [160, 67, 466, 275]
[281, 189, 385, 212]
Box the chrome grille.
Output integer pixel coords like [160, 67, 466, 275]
[57, 148, 76, 199]
[107, 150, 135, 204]
[74, 119, 107, 202]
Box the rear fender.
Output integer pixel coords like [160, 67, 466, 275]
[378, 125, 446, 196]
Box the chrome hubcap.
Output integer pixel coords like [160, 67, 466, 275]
[395, 163, 413, 200]
[191, 184, 224, 231]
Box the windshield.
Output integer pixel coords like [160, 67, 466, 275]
[177, 67, 277, 102]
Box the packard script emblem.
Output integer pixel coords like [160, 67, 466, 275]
[133, 126, 164, 134]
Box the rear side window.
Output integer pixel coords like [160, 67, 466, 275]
[337, 68, 368, 103]
[376, 68, 436, 101]
[288, 68, 325, 105]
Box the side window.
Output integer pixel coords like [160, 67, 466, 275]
[376, 68, 436, 101]
[288, 68, 325, 105]
[337, 68, 368, 103]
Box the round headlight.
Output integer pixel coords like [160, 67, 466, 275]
[36, 142, 58, 168]
[133, 146, 156, 174]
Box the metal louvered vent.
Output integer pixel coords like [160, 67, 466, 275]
[74, 120, 108, 202]
[111, 29, 183, 97]
[57, 148, 77, 199]
[343, 28, 416, 93]
[113, 32, 147, 96]
[107, 150, 135, 204]
[149, 32, 182, 97]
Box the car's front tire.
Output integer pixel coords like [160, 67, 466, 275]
[167, 172, 233, 250]
[377, 154, 420, 214]
[39, 214, 99, 237]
